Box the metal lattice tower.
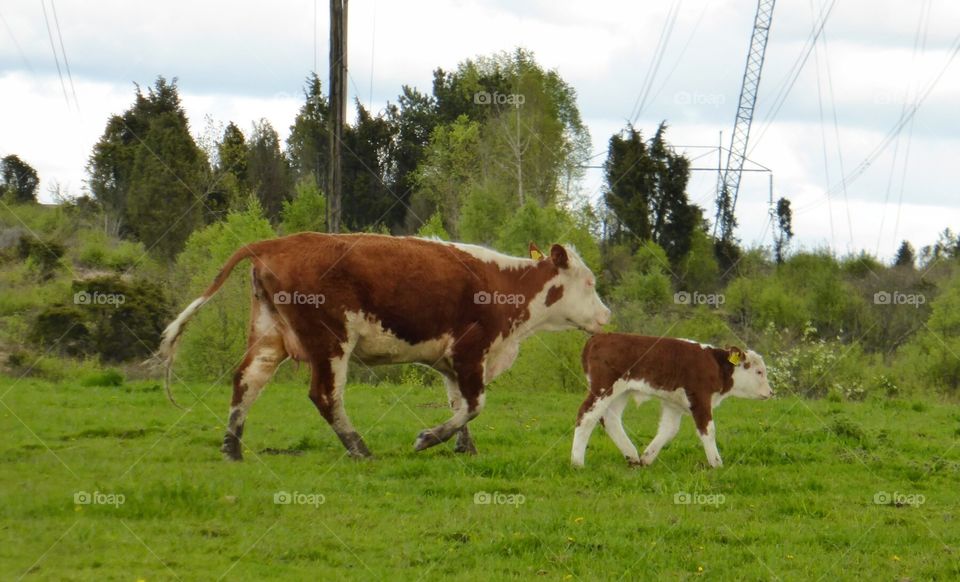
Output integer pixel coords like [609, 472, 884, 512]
[715, 0, 776, 241]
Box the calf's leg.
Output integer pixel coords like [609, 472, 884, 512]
[600, 392, 641, 464]
[691, 401, 722, 467]
[639, 403, 682, 466]
[571, 392, 616, 467]
[308, 351, 371, 458]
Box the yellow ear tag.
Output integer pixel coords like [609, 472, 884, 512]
[728, 352, 741, 366]
[530, 249, 545, 261]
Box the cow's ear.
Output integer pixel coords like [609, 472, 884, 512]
[550, 244, 569, 269]
[529, 241, 545, 261]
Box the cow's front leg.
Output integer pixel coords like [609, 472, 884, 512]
[415, 367, 484, 452]
[442, 375, 477, 454]
[309, 351, 372, 458]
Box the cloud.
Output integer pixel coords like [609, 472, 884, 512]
[1, 0, 958, 259]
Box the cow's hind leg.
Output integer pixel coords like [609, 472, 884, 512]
[443, 374, 477, 454]
[308, 351, 371, 458]
[222, 310, 287, 461]
[414, 367, 484, 452]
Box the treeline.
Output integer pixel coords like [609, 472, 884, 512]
[3, 48, 960, 397]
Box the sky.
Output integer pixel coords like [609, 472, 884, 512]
[1, 0, 958, 260]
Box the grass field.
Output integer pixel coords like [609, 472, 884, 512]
[1, 374, 958, 580]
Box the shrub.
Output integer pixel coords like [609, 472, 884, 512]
[79, 368, 125, 387]
[280, 179, 326, 234]
[172, 200, 276, 380]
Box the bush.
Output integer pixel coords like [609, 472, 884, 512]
[497, 330, 588, 393]
[79, 368, 125, 387]
[172, 200, 276, 380]
[280, 179, 326, 234]
[417, 211, 450, 240]
[17, 235, 65, 279]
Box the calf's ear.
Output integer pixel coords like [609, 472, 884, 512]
[529, 241, 545, 261]
[725, 346, 746, 366]
[550, 244, 569, 269]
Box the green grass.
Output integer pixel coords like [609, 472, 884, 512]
[1, 375, 958, 580]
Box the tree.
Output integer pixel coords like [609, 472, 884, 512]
[88, 77, 200, 237]
[893, 240, 915, 269]
[602, 123, 699, 264]
[1, 155, 40, 203]
[126, 111, 209, 259]
[246, 119, 292, 222]
[280, 178, 326, 234]
[384, 85, 439, 230]
[340, 101, 395, 231]
[287, 73, 330, 187]
[774, 197, 794, 264]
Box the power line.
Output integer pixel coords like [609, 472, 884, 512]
[820, 21, 852, 246]
[748, 0, 837, 156]
[49, 0, 78, 110]
[629, 0, 682, 125]
[0, 8, 34, 73]
[40, 0, 70, 110]
[809, 0, 835, 247]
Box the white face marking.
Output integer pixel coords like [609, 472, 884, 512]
[536, 246, 610, 334]
[730, 350, 773, 400]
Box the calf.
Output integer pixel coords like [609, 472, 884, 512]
[572, 334, 772, 468]
[157, 233, 610, 460]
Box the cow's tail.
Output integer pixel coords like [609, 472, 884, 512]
[151, 244, 261, 408]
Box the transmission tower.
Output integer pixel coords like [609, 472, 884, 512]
[715, 0, 776, 242]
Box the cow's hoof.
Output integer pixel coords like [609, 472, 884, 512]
[414, 430, 443, 451]
[339, 432, 373, 458]
[221, 447, 243, 462]
[454, 435, 478, 455]
[221, 435, 243, 461]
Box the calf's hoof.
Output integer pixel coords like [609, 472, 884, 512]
[626, 456, 645, 467]
[414, 430, 443, 451]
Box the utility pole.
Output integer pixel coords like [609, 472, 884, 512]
[327, 0, 347, 233]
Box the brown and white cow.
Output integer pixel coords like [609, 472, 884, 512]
[572, 334, 773, 468]
[157, 233, 610, 460]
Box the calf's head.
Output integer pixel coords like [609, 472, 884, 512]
[726, 347, 774, 399]
[530, 243, 611, 334]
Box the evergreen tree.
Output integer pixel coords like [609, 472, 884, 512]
[287, 73, 330, 187]
[87, 77, 208, 238]
[774, 197, 794, 264]
[246, 119, 292, 222]
[894, 240, 915, 268]
[127, 112, 208, 259]
[0, 154, 40, 203]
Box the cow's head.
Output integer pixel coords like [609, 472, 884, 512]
[530, 242, 611, 334]
[727, 347, 774, 399]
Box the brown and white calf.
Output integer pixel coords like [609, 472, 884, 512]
[157, 233, 610, 460]
[572, 334, 773, 468]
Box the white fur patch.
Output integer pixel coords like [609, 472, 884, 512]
[345, 311, 454, 368]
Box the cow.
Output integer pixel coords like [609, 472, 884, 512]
[157, 233, 610, 461]
[571, 334, 773, 468]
